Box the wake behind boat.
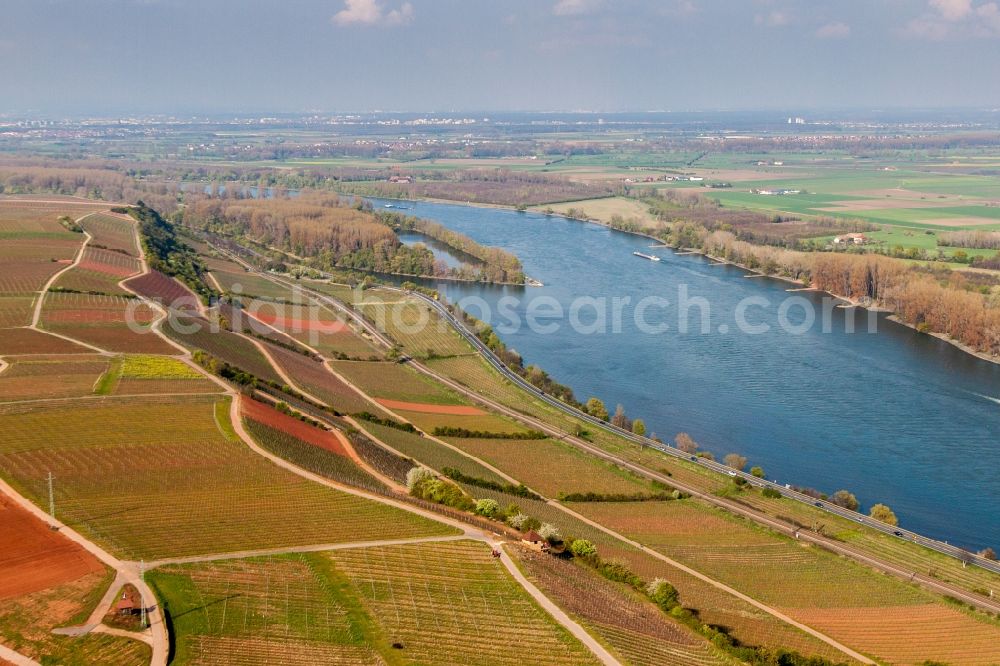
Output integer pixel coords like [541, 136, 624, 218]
[633, 251, 661, 262]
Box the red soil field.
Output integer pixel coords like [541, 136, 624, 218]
[0, 493, 104, 600]
[249, 309, 349, 334]
[0, 328, 90, 355]
[124, 270, 199, 312]
[240, 396, 348, 456]
[77, 251, 140, 278]
[375, 398, 485, 415]
[43, 308, 155, 324]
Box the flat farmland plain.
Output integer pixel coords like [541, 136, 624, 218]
[0, 395, 455, 559]
[328, 540, 601, 666]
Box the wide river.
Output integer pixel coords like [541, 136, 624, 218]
[371, 198, 1000, 551]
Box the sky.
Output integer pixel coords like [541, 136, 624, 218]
[2, 0, 1000, 115]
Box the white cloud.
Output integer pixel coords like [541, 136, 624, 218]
[904, 0, 1000, 38]
[816, 21, 851, 39]
[973, 2, 1000, 35]
[929, 0, 972, 20]
[553, 0, 602, 16]
[754, 10, 791, 27]
[332, 0, 414, 27]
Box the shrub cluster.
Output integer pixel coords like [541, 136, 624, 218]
[441, 467, 542, 501]
[355, 411, 417, 432]
[407, 467, 474, 512]
[432, 426, 546, 440]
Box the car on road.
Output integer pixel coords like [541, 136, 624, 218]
[814, 501, 823, 507]
[689, 456, 698, 461]
[893, 530, 904, 537]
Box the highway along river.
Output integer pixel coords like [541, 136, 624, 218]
[370, 198, 1000, 551]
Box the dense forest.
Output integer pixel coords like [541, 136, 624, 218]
[698, 230, 1000, 357]
[379, 210, 524, 283]
[180, 192, 525, 284]
[128, 202, 213, 302]
[337, 169, 617, 207]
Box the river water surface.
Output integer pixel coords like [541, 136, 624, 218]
[371, 198, 1000, 551]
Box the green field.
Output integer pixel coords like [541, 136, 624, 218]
[0, 395, 455, 559]
[330, 359, 467, 405]
[359, 421, 508, 485]
[149, 553, 387, 665]
[443, 436, 655, 499]
[328, 540, 602, 665]
[360, 297, 474, 358]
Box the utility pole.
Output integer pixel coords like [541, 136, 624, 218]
[140, 560, 147, 629]
[47, 472, 55, 522]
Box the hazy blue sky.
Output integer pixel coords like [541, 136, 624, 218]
[3, 0, 999, 114]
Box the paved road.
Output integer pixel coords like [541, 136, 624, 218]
[0, 645, 41, 666]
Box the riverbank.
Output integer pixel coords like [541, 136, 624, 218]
[389, 193, 1000, 368]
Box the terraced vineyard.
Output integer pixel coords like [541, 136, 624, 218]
[515, 549, 727, 666]
[0, 355, 111, 401]
[443, 436, 655, 498]
[247, 299, 382, 359]
[163, 316, 284, 383]
[0, 327, 90, 355]
[0, 395, 456, 559]
[52, 246, 141, 295]
[110, 354, 220, 395]
[359, 296, 473, 358]
[466, 487, 850, 661]
[577, 500, 1000, 664]
[265, 346, 375, 414]
[148, 554, 385, 666]
[359, 421, 508, 484]
[39, 291, 177, 354]
[330, 360, 466, 406]
[328, 540, 601, 665]
[79, 213, 140, 256]
[125, 270, 200, 312]
[211, 269, 300, 300]
[242, 398, 382, 491]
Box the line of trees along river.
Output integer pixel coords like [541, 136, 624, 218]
[367, 198, 1000, 552]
